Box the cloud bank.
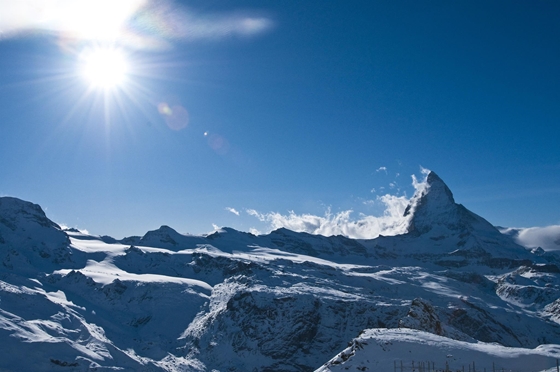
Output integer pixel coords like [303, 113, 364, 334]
[246, 174, 426, 239]
[501, 226, 560, 251]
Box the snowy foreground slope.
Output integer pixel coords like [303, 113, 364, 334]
[1, 172, 560, 371]
[316, 328, 560, 372]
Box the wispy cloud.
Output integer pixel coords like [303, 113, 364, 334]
[376, 166, 387, 174]
[58, 223, 89, 235]
[150, 5, 273, 40]
[0, 0, 274, 50]
[411, 166, 430, 195]
[501, 225, 560, 251]
[225, 207, 240, 216]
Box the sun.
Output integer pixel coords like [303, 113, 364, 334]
[80, 47, 129, 89]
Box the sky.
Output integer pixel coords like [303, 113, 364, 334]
[0, 1, 559, 241]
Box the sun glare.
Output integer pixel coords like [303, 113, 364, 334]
[80, 47, 129, 89]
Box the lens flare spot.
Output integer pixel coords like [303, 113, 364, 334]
[158, 102, 189, 130]
[207, 133, 230, 154]
[158, 102, 173, 116]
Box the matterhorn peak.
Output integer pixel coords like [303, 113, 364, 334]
[407, 171, 456, 211]
[403, 171, 485, 235]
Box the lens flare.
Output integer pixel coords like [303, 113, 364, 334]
[158, 102, 189, 130]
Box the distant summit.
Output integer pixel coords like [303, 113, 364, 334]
[404, 171, 496, 236]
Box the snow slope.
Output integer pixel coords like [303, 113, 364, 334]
[1, 172, 560, 371]
[316, 328, 560, 372]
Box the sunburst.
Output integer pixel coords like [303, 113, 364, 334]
[80, 47, 129, 90]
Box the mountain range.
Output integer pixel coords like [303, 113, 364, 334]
[1, 171, 560, 371]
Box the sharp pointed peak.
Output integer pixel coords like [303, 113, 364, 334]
[425, 171, 455, 203]
[403, 171, 462, 234]
[402, 170, 499, 236]
[404, 171, 454, 215]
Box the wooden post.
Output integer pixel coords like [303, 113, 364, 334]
[557, 359, 559, 372]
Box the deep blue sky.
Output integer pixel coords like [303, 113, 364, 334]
[0, 1, 559, 238]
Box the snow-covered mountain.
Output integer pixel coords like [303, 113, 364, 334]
[1, 172, 560, 371]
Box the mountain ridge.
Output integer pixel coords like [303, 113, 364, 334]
[1, 172, 560, 371]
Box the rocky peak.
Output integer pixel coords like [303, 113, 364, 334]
[403, 172, 494, 236]
[0, 196, 60, 231]
[0, 197, 71, 274]
[139, 225, 182, 247]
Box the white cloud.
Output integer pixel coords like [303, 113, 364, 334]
[0, 0, 274, 50]
[245, 171, 435, 239]
[503, 225, 560, 251]
[249, 228, 261, 236]
[246, 194, 411, 240]
[58, 223, 89, 235]
[376, 166, 387, 174]
[411, 166, 430, 194]
[225, 207, 240, 216]
[0, 0, 145, 40]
